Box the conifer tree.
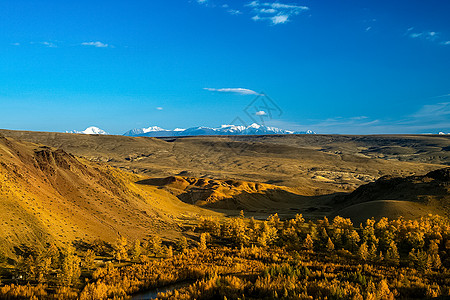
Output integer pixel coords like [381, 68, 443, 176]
[60, 246, 81, 287]
[83, 249, 96, 270]
[114, 236, 128, 263]
[131, 240, 142, 260]
[385, 241, 399, 265]
[303, 234, 314, 251]
[176, 237, 188, 253]
[199, 233, 208, 251]
[358, 242, 369, 261]
[326, 237, 335, 252]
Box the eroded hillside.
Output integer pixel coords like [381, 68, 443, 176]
[0, 134, 217, 255]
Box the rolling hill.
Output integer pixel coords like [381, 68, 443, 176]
[333, 168, 450, 224]
[0, 133, 217, 256]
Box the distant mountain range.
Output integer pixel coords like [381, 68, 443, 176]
[66, 124, 315, 137]
[66, 126, 109, 135]
[123, 124, 315, 137]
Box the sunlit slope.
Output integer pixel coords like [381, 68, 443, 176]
[0, 134, 215, 254]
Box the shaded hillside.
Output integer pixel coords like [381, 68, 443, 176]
[332, 168, 450, 223]
[334, 168, 450, 206]
[137, 176, 325, 214]
[0, 134, 216, 255]
[0, 130, 444, 196]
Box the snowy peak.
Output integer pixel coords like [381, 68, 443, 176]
[124, 124, 315, 137]
[66, 126, 109, 135]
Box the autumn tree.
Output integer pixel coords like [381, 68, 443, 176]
[113, 236, 128, 263]
[176, 237, 189, 253]
[60, 246, 81, 287]
[326, 237, 335, 252]
[130, 240, 142, 261]
[385, 241, 400, 265]
[368, 243, 378, 261]
[83, 249, 96, 270]
[199, 233, 208, 251]
[347, 230, 360, 253]
[150, 235, 162, 257]
[303, 234, 314, 251]
[358, 242, 369, 261]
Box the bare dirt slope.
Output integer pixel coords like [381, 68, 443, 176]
[0, 134, 217, 255]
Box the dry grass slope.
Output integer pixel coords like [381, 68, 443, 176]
[0, 134, 219, 256]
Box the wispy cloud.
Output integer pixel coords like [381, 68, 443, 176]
[81, 41, 110, 48]
[204, 88, 260, 95]
[407, 27, 447, 45]
[11, 42, 20, 46]
[156, 107, 164, 111]
[193, 0, 309, 25]
[412, 102, 450, 119]
[248, 1, 309, 25]
[265, 101, 450, 134]
[40, 41, 57, 48]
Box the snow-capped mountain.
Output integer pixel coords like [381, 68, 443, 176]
[123, 124, 315, 137]
[66, 126, 109, 135]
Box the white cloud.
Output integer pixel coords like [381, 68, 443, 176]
[204, 88, 260, 95]
[81, 41, 110, 48]
[156, 107, 164, 110]
[228, 9, 242, 15]
[407, 28, 448, 45]
[248, 1, 308, 25]
[255, 111, 267, 116]
[365, 26, 372, 32]
[41, 41, 57, 48]
[195, 0, 308, 25]
[247, 1, 260, 7]
[410, 32, 423, 38]
[259, 8, 276, 14]
[271, 15, 289, 24]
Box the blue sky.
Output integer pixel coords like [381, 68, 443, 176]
[0, 0, 449, 134]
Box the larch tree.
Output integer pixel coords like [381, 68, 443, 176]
[114, 236, 128, 263]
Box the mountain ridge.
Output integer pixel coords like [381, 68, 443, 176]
[123, 123, 315, 137]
